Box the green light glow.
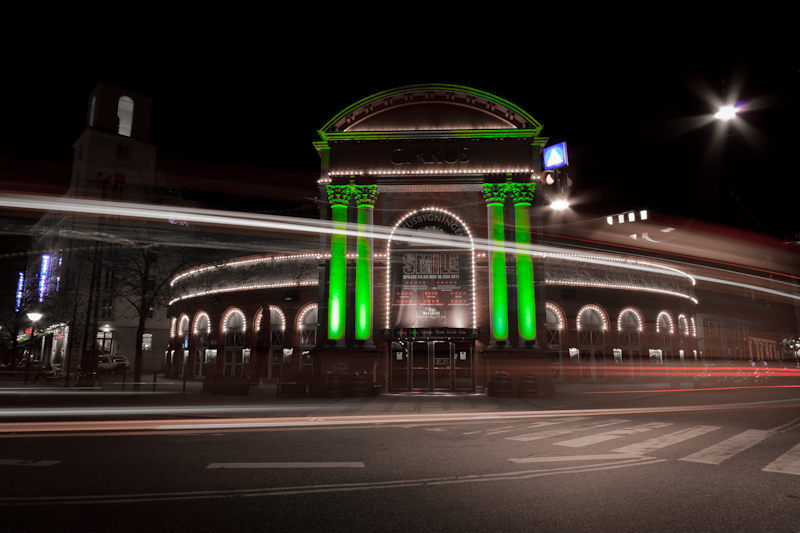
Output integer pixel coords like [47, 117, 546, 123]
[515, 203, 536, 341]
[489, 204, 508, 340]
[328, 204, 347, 340]
[355, 206, 372, 340]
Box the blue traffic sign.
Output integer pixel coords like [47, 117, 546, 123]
[543, 142, 568, 170]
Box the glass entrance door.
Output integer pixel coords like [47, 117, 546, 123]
[395, 340, 473, 392]
[411, 341, 429, 390]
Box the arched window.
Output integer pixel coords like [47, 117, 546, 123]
[193, 312, 210, 380]
[298, 304, 318, 346]
[223, 309, 245, 378]
[656, 311, 674, 348]
[117, 96, 134, 137]
[269, 306, 285, 346]
[576, 305, 607, 382]
[546, 302, 565, 382]
[617, 307, 643, 381]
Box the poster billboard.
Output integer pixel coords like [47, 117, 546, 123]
[389, 211, 472, 329]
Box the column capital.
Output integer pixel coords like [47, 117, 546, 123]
[483, 183, 508, 205]
[327, 185, 352, 206]
[353, 185, 378, 207]
[507, 183, 535, 205]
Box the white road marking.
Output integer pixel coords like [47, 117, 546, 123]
[481, 418, 590, 436]
[612, 425, 721, 455]
[509, 454, 645, 463]
[554, 422, 673, 448]
[770, 417, 800, 432]
[680, 430, 774, 465]
[506, 419, 629, 442]
[763, 442, 800, 476]
[0, 458, 663, 506]
[425, 428, 446, 432]
[207, 462, 365, 469]
[0, 459, 60, 467]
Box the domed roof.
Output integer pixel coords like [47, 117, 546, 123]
[319, 84, 542, 136]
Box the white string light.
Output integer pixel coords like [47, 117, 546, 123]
[617, 307, 644, 332]
[577, 305, 608, 331]
[656, 311, 675, 334]
[222, 308, 246, 334]
[546, 302, 564, 330]
[384, 207, 477, 330]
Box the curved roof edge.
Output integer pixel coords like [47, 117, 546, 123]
[318, 84, 542, 138]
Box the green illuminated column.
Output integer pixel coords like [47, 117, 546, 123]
[353, 185, 377, 343]
[508, 183, 537, 343]
[326, 185, 351, 343]
[483, 183, 509, 343]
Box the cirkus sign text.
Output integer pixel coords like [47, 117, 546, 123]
[390, 147, 470, 165]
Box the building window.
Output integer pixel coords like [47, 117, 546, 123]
[97, 331, 113, 355]
[117, 96, 133, 137]
[100, 298, 114, 319]
[142, 334, 152, 351]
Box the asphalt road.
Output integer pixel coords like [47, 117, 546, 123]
[1, 388, 800, 532]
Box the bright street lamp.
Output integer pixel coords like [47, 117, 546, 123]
[550, 198, 570, 211]
[26, 312, 43, 322]
[714, 105, 740, 121]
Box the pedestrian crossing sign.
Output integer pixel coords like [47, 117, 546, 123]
[543, 142, 568, 170]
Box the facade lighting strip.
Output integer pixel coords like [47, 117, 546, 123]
[576, 304, 608, 331]
[546, 279, 698, 304]
[328, 168, 532, 178]
[546, 302, 564, 330]
[192, 312, 211, 335]
[170, 253, 320, 287]
[617, 307, 644, 332]
[384, 207, 477, 330]
[678, 314, 690, 337]
[222, 308, 246, 333]
[656, 311, 675, 334]
[169, 280, 318, 306]
[177, 315, 190, 338]
[298, 304, 318, 330]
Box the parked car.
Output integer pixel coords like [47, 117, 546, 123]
[97, 356, 126, 374]
[112, 356, 130, 370]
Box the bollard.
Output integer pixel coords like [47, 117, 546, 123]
[153, 372, 157, 392]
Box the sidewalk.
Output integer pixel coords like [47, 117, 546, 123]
[0, 374, 691, 418]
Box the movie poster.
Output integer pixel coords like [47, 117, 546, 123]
[389, 211, 473, 329]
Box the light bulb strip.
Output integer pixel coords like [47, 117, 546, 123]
[222, 308, 246, 334]
[546, 302, 564, 330]
[577, 304, 608, 331]
[169, 280, 318, 306]
[656, 311, 675, 335]
[617, 307, 644, 332]
[384, 207, 477, 330]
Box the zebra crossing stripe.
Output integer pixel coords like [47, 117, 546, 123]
[505, 419, 628, 442]
[763, 441, 800, 476]
[612, 425, 721, 455]
[680, 430, 774, 465]
[554, 422, 673, 448]
[482, 418, 589, 436]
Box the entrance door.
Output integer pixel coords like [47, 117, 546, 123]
[411, 341, 429, 390]
[395, 340, 473, 392]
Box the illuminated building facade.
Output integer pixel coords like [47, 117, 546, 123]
[169, 84, 769, 393]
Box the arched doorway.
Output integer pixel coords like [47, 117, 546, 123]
[177, 315, 190, 378]
[193, 312, 210, 380]
[577, 305, 607, 383]
[546, 303, 565, 383]
[617, 307, 643, 382]
[298, 304, 318, 375]
[223, 309, 245, 378]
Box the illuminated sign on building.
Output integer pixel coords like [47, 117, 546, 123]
[389, 211, 473, 329]
[15, 271, 24, 311]
[543, 142, 568, 170]
[38, 254, 51, 303]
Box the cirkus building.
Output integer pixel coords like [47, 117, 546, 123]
[166, 84, 705, 394]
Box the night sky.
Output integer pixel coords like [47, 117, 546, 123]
[2, 35, 797, 239]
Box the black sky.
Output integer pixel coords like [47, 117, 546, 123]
[1, 32, 797, 238]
